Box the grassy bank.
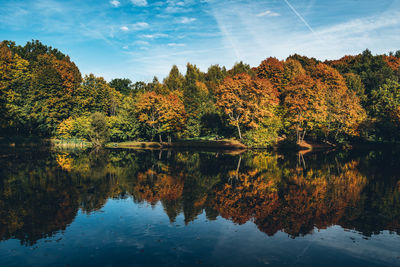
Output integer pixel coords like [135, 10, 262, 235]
[107, 139, 247, 150]
[51, 138, 91, 148]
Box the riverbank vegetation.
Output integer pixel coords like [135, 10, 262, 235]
[1, 40, 400, 148]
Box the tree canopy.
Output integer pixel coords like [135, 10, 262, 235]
[1, 40, 400, 146]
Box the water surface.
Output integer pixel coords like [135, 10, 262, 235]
[0, 148, 399, 266]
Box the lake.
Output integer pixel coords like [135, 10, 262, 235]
[0, 147, 399, 266]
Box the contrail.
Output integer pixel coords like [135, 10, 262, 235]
[283, 0, 317, 35]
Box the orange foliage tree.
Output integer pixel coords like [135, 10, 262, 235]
[282, 74, 327, 143]
[313, 63, 366, 140]
[136, 91, 186, 142]
[256, 57, 285, 89]
[215, 73, 279, 139]
[383, 55, 400, 72]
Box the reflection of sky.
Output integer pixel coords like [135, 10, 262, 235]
[1, 198, 399, 266]
[1, 0, 399, 81]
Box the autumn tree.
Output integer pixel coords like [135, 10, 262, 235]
[136, 91, 186, 142]
[256, 57, 285, 90]
[215, 73, 279, 140]
[282, 74, 327, 143]
[28, 54, 82, 135]
[283, 58, 306, 85]
[312, 63, 366, 141]
[383, 55, 400, 73]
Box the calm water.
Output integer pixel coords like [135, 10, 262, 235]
[0, 147, 399, 266]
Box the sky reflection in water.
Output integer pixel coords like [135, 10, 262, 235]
[0, 148, 399, 266]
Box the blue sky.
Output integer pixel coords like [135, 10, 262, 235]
[1, 0, 399, 81]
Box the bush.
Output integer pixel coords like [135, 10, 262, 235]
[242, 117, 281, 148]
[89, 112, 109, 146]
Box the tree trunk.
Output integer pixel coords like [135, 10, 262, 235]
[168, 135, 171, 144]
[159, 134, 162, 143]
[236, 121, 242, 140]
[301, 129, 306, 143]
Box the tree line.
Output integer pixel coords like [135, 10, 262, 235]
[1, 40, 400, 146]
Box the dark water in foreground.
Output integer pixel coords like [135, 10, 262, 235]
[0, 147, 399, 266]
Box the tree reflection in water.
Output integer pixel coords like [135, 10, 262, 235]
[0, 147, 399, 246]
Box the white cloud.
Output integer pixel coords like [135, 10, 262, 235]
[131, 0, 147, 7]
[120, 22, 149, 32]
[110, 0, 120, 7]
[136, 40, 150, 45]
[179, 17, 196, 24]
[168, 43, 186, 47]
[164, 0, 193, 13]
[141, 33, 169, 39]
[165, 6, 185, 13]
[256, 10, 280, 17]
[120, 26, 129, 31]
[134, 22, 149, 28]
[205, 0, 400, 70]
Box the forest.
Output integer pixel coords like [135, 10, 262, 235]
[1, 40, 400, 147]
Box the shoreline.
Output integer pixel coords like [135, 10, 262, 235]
[106, 139, 247, 150]
[1, 137, 400, 152]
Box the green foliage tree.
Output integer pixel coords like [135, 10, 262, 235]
[164, 65, 184, 92]
[107, 96, 140, 141]
[370, 79, 400, 141]
[75, 74, 121, 116]
[0, 42, 31, 135]
[109, 78, 132, 95]
[228, 61, 255, 77]
[89, 112, 109, 146]
[182, 63, 209, 137]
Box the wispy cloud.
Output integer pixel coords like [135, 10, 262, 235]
[179, 17, 197, 23]
[120, 22, 149, 32]
[141, 33, 169, 39]
[164, 0, 193, 13]
[2, 0, 399, 82]
[134, 22, 149, 28]
[131, 0, 147, 7]
[256, 10, 280, 17]
[110, 0, 120, 8]
[206, 0, 400, 69]
[136, 40, 150, 45]
[168, 43, 186, 47]
[120, 26, 129, 31]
